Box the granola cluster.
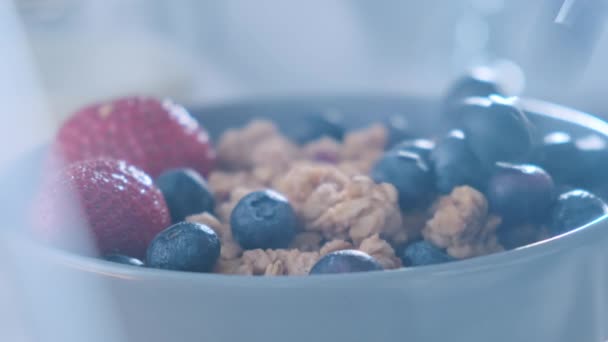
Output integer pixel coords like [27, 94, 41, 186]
[273, 162, 404, 245]
[197, 120, 509, 276]
[422, 186, 503, 259]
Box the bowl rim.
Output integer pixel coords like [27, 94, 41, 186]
[9, 96, 608, 286]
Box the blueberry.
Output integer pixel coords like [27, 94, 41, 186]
[283, 110, 344, 144]
[156, 169, 215, 223]
[443, 72, 503, 120]
[430, 130, 486, 194]
[309, 250, 383, 274]
[549, 189, 608, 236]
[371, 150, 434, 210]
[384, 114, 415, 149]
[146, 222, 220, 272]
[486, 163, 555, 224]
[231, 190, 297, 250]
[534, 132, 581, 185]
[575, 134, 608, 187]
[391, 139, 435, 164]
[103, 254, 144, 267]
[497, 223, 544, 250]
[400, 240, 453, 267]
[457, 95, 535, 167]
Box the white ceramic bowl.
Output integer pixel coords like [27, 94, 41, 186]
[1, 95, 607, 342]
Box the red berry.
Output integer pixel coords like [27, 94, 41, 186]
[54, 97, 215, 178]
[32, 159, 171, 258]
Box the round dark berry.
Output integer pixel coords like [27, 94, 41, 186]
[156, 168, 215, 223]
[549, 189, 608, 236]
[391, 139, 435, 164]
[282, 110, 344, 144]
[103, 254, 144, 267]
[497, 223, 544, 250]
[457, 95, 535, 167]
[384, 114, 414, 149]
[430, 130, 486, 194]
[534, 132, 581, 185]
[371, 150, 434, 210]
[230, 190, 297, 250]
[309, 250, 383, 275]
[442, 73, 503, 120]
[575, 134, 608, 187]
[486, 163, 555, 224]
[400, 240, 453, 267]
[146, 222, 220, 272]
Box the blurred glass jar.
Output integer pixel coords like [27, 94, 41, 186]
[11, 0, 608, 119]
[15, 0, 199, 118]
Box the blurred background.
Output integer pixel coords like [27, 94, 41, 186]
[2, 0, 608, 166]
[2, 1, 608, 341]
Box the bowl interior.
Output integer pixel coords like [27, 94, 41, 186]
[2, 94, 608, 283]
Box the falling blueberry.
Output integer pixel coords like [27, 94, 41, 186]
[310, 250, 383, 274]
[549, 189, 608, 236]
[146, 222, 220, 272]
[486, 163, 555, 224]
[103, 254, 144, 267]
[457, 95, 535, 167]
[371, 150, 434, 210]
[391, 138, 435, 164]
[231, 190, 297, 250]
[156, 168, 215, 223]
[400, 240, 453, 267]
[430, 130, 486, 194]
[442, 72, 503, 121]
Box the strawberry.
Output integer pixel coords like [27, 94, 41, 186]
[54, 97, 215, 178]
[33, 159, 171, 258]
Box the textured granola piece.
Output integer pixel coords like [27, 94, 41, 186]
[422, 186, 504, 259]
[214, 258, 253, 275]
[223, 249, 320, 276]
[302, 137, 341, 164]
[250, 166, 282, 187]
[240, 249, 274, 275]
[186, 212, 243, 260]
[208, 171, 261, 201]
[290, 232, 323, 252]
[216, 120, 277, 170]
[320, 239, 354, 255]
[340, 124, 387, 173]
[186, 212, 228, 238]
[447, 215, 503, 259]
[359, 234, 402, 269]
[336, 162, 366, 176]
[208, 166, 283, 203]
[264, 260, 285, 276]
[251, 135, 300, 170]
[219, 239, 244, 260]
[274, 163, 402, 244]
[280, 249, 321, 275]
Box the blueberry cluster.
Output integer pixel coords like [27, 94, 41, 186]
[102, 168, 222, 271]
[100, 73, 608, 274]
[101, 167, 301, 272]
[373, 74, 608, 266]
